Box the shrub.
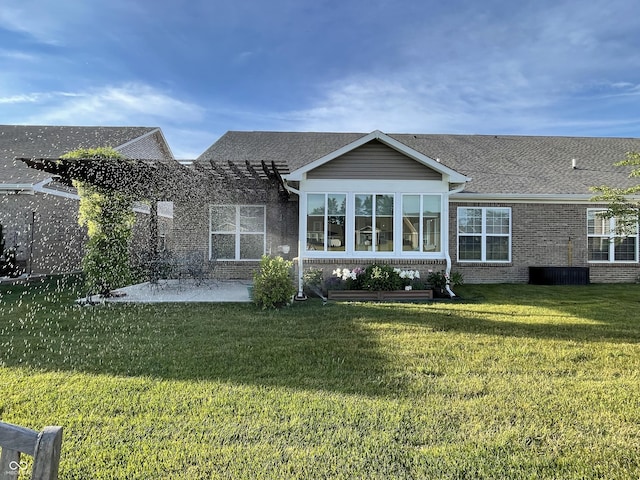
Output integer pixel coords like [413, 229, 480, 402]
[426, 269, 464, 291]
[361, 264, 403, 291]
[252, 255, 296, 309]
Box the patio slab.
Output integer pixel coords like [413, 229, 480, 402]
[105, 280, 253, 303]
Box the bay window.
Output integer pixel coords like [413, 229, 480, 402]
[458, 207, 511, 262]
[587, 209, 638, 262]
[210, 205, 265, 260]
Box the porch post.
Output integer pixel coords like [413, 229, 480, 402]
[149, 199, 159, 282]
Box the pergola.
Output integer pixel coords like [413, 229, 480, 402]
[18, 156, 289, 277]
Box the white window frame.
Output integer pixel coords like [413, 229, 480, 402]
[401, 194, 443, 254]
[305, 193, 347, 252]
[302, 187, 445, 258]
[587, 208, 639, 263]
[457, 207, 511, 263]
[353, 193, 395, 254]
[209, 205, 266, 261]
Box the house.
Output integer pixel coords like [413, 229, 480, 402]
[173, 130, 640, 288]
[1, 125, 175, 275]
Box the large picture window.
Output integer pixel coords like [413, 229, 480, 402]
[587, 209, 638, 262]
[458, 207, 511, 262]
[402, 195, 441, 252]
[210, 205, 265, 260]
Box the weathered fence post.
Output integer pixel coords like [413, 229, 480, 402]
[0, 422, 63, 480]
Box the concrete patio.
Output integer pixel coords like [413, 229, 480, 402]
[105, 279, 253, 303]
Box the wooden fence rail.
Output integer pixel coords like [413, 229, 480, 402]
[0, 421, 63, 480]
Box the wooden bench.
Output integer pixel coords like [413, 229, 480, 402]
[0, 421, 63, 480]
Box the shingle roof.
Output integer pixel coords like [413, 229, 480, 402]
[197, 131, 640, 196]
[1, 125, 159, 185]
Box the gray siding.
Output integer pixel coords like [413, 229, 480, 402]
[307, 140, 442, 180]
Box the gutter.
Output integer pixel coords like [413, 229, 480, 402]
[0, 183, 35, 194]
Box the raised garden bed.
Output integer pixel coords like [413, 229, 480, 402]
[327, 289, 433, 301]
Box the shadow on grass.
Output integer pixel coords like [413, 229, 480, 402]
[1, 279, 638, 397]
[1, 278, 395, 396]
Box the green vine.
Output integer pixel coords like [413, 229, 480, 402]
[63, 148, 135, 296]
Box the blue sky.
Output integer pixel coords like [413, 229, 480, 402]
[1, 0, 640, 159]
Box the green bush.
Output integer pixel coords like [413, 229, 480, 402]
[361, 264, 403, 291]
[252, 255, 296, 309]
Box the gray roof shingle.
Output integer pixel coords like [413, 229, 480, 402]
[1, 125, 160, 185]
[198, 131, 640, 196]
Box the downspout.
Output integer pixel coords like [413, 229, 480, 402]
[282, 181, 307, 300]
[444, 183, 466, 298]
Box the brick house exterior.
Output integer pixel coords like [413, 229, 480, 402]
[177, 130, 640, 287]
[1, 125, 174, 274]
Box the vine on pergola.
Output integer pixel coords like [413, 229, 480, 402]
[62, 147, 135, 296]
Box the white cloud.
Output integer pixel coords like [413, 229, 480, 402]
[24, 83, 205, 125]
[0, 93, 43, 104]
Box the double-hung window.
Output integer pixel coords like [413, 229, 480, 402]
[458, 207, 511, 262]
[210, 205, 265, 260]
[587, 209, 638, 262]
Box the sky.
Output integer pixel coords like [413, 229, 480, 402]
[1, 0, 640, 159]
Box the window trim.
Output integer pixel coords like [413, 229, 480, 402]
[587, 208, 639, 263]
[209, 204, 266, 261]
[457, 207, 511, 263]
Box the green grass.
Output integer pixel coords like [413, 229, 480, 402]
[1, 278, 639, 479]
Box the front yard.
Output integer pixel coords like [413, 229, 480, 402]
[0, 278, 639, 479]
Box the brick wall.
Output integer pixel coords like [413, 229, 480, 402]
[450, 202, 640, 283]
[0, 192, 85, 274]
[172, 186, 297, 279]
[1, 192, 171, 276]
[171, 195, 640, 283]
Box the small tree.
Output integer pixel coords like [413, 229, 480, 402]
[63, 148, 135, 296]
[591, 151, 640, 235]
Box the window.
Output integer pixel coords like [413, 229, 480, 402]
[304, 192, 444, 256]
[306, 194, 346, 251]
[210, 205, 265, 260]
[354, 194, 393, 253]
[458, 207, 511, 262]
[587, 209, 638, 262]
[402, 195, 441, 252]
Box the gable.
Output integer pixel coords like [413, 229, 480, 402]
[307, 140, 442, 180]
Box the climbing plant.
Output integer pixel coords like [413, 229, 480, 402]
[62, 147, 135, 296]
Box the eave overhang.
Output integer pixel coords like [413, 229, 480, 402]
[450, 192, 621, 204]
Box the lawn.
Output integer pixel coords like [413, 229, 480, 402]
[1, 277, 639, 479]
